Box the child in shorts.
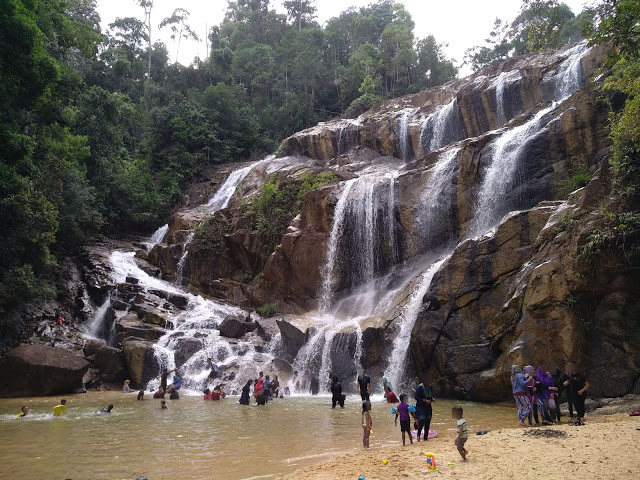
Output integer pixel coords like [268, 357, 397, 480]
[452, 405, 469, 461]
[394, 393, 416, 445]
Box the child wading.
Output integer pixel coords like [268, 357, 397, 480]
[362, 400, 372, 448]
[452, 405, 469, 461]
[394, 394, 415, 445]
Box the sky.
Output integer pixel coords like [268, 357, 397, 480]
[96, 0, 591, 75]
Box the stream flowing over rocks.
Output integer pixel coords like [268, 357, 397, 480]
[3, 43, 639, 400]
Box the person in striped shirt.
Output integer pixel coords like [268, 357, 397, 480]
[452, 405, 469, 461]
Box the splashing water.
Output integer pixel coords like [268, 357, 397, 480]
[398, 109, 414, 162]
[84, 297, 114, 344]
[174, 232, 194, 286]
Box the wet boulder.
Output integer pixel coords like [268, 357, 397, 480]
[173, 337, 203, 368]
[83, 338, 107, 357]
[0, 345, 89, 397]
[94, 345, 127, 383]
[218, 314, 249, 339]
[275, 316, 311, 362]
[123, 340, 160, 388]
[116, 314, 167, 343]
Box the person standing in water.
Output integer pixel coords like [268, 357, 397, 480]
[330, 374, 345, 408]
[415, 375, 434, 441]
[240, 379, 252, 405]
[361, 400, 372, 448]
[357, 369, 371, 401]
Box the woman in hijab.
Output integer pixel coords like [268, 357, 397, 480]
[536, 365, 557, 424]
[511, 365, 531, 426]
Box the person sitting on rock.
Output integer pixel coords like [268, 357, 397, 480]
[165, 371, 182, 395]
[122, 379, 135, 393]
[159, 367, 177, 393]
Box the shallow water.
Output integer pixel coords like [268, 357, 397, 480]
[0, 392, 516, 479]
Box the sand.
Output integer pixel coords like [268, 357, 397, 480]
[284, 414, 640, 479]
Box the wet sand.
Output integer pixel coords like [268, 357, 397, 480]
[285, 414, 640, 479]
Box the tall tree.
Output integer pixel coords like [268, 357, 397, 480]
[283, 0, 317, 30]
[135, 0, 154, 78]
[159, 8, 201, 62]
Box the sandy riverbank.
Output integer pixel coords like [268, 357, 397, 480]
[284, 414, 640, 479]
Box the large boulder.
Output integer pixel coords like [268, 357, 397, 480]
[218, 314, 249, 339]
[115, 314, 167, 343]
[122, 340, 159, 388]
[173, 337, 203, 368]
[0, 345, 89, 397]
[94, 345, 127, 383]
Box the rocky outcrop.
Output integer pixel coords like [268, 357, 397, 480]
[94, 345, 127, 383]
[410, 161, 640, 400]
[0, 345, 89, 397]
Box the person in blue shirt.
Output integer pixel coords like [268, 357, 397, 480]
[511, 365, 532, 426]
[165, 371, 182, 396]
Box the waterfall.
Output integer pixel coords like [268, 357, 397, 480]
[398, 110, 412, 162]
[174, 232, 194, 286]
[206, 156, 274, 213]
[415, 148, 460, 252]
[495, 72, 507, 127]
[319, 174, 398, 312]
[420, 98, 463, 155]
[474, 105, 555, 234]
[337, 126, 345, 156]
[553, 42, 588, 102]
[386, 256, 448, 390]
[145, 224, 168, 250]
[84, 297, 115, 345]
[110, 250, 276, 393]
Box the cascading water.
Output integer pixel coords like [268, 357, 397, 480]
[110, 250, 277, 393]
[206, 156, 274, 213]
[174, 232, 194, 285]
[386, 256, 448, 390]
[319, 173, 398, 312]
[474, 105, 555, 234]
[398, 110, 413, 162]
[415, 148, 460, 253]
[553, 42, 588, 102]
[84, 297, 115, 345]
[145, 224, 168, 250]
[420, 97, 464, 155]
[495, 72, 508, 127]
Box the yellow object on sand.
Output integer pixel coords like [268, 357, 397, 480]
[382, 460, 388, 465]
[53, 405, 66, 416]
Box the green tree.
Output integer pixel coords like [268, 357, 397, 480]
[159, 8, 200, 62]
[284, 0, 317, 30]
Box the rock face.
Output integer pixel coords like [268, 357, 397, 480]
[410, 162, 640, 400]
[0, 345, 89, 397]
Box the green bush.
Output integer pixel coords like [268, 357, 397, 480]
[257, 303, 276, 318]
[244, 171, 339, 254]
[559, 166, 592, 198]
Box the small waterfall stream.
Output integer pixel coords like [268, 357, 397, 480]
[420, 98, 463, 155]
[145, 224, 168, 250]
[398, 110, 413, 162]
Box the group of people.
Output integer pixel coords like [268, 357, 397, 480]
[511, 362, 590, 427]
[239, 371, 285, 405]
[15, 399, 118, 417]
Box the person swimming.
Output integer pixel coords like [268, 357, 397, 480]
[53, 399, 67, 416]
[17, 406, 29, 418]
[98, 404, 114, 414]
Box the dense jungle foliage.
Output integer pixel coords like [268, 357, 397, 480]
[1, 0, 632, 320]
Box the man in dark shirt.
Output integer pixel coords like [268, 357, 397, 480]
[357, 369, 371, 401]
